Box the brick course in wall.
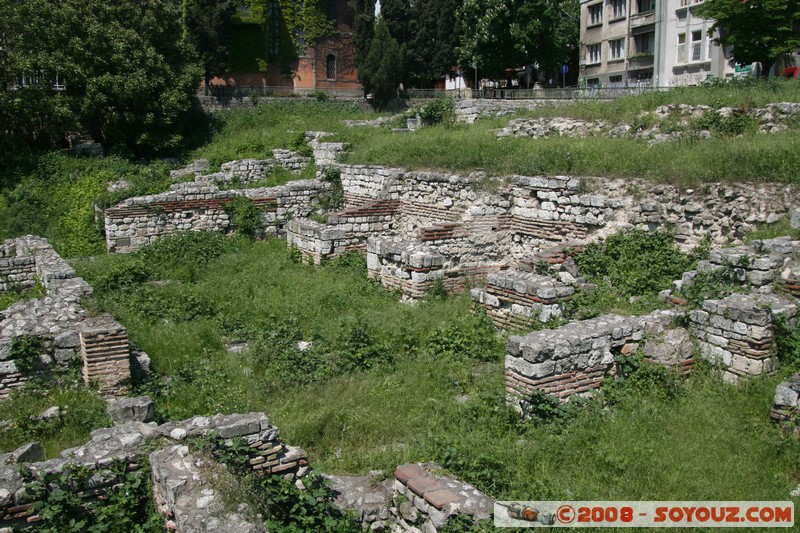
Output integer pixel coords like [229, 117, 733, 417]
[1, 236, 138, 399]
[689, 290, 797, 384]
[0, 412, 307, 530]
[505, 311, 679, 412]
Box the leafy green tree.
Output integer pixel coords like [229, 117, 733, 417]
[458, 0, 579, 78]
[359, 18, 403, 107]
[0, 0, 202, 156]
[697, 0, 800, 69]
[185, 0, 237, 86]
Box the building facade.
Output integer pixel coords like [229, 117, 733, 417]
[206, 0, 362, 94]
[579, 0, 735, 88]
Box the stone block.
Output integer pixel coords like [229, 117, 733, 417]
[107, 396, 155, 424]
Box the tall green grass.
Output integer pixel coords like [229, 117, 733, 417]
[345, 121, 800, 185]
[69, 235, 800, 504]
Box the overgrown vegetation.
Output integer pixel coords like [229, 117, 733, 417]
[567, 230, 709, 318]
[0, 154, 175, 257]
[195, 435, 360, 531]
[23, 461, 161, 532]
[65, 234, 800, 506]
[0, 378, 110, 459]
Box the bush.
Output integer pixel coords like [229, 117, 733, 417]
[420, 97, 456, 126]
[575, 230, 697, 297]
[223, 197, 263, 239]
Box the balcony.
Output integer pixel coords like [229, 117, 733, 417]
[630, 10, 656, 31]
[628, 52, 654, 70]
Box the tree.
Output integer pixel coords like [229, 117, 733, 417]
[0, 0, 202, 155]
[380, 0, 413, 45]
[185, 0, 237, 86]
[359, 18, 403, 107]
[349, 0, 377, 67]
[697, 0, 800, 69]
[457, 0, 579, 78]
[408, 0, 463, 87]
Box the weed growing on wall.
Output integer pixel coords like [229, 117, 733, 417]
[24, 461, 162, 532]
[224, 197, 264, 239]
[195, 435, 359, 531]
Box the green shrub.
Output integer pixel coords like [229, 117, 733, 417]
[601, 352, 683, 405]
[25, 462, 161, 532]
[224, 197, 264, 240]
[420, 97, 456, 126]
[317, 166, 344, 211]
[773, 315, 800, 372]
[288, 130, 314, 157]
[575, 230, 697, 297]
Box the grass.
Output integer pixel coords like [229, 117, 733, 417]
[190, 99, 382, 168]
[0, 377, 111, 459]
[344, 119, 800, 185]
[65, 234, 800, 506]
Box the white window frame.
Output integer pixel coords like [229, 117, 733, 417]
[587, 43, 602, 65]
[588, 3, 603, 26]
[691, 30, 702, 62]
[677, 33, 686, 63]
[609, 38, 625, 60]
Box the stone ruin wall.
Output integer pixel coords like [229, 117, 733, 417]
[315, 164, 797, 301]
[0, 236, 141, 399]
[104, 180, 328, 253]
[0, 402, 495, 532]
[0, 410, 308, 531]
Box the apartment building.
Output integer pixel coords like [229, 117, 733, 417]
[579, 0, 735, 87]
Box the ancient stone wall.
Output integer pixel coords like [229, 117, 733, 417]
[0, 412, 307, 530]
[286, 220, 347, 265]
[772, 373, 800, 432]
[104, 180, 328, 253]
[505, 311, 679, 411]
[1, 236, 139, 398]
[0, 241, 36, 294]
[689, 290, 797, 384]
[471, 270, 575, 329]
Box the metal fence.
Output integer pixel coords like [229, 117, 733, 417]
[197, 84, 671, 101]
[197, 85, 365, 98]
[472, 86, 669, 100]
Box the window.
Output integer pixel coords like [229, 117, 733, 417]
[609, 75, 623, 84]
[587, 44, 602, 64]
[637, 0, 655, 13]
[634, 32, 655, 54]
[326, 54, 336, 79]
[609, 38, 625, 60]
[587, 78, 601, 88]
[691, 30, 702, 62]
[677, 33, 686, 63]
[611, 0, 626, 19]
[327, 0, 337, 21]
[588, 3, 603, 25]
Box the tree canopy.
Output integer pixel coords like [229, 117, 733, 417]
[185, 0, 237, 84]
[359, 18, 403, 106]
[458, 0, 579, 78]
[698, 0, 800, 68]
[0, 0, 202, 156]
